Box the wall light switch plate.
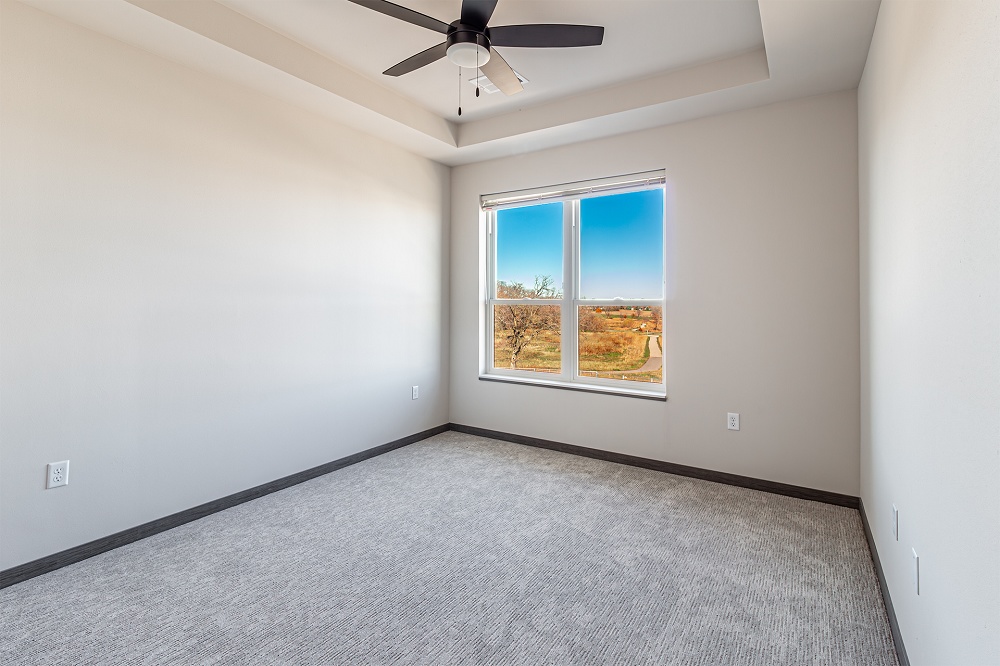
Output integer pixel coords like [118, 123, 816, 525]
[727, 413, 740, 431]
[912, 548, 920, 594]
[47, 460, 70, 489]
[411, 385, 419, 400]
[891, 504, 898, 540]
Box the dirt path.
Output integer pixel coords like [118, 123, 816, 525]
[578, 333, 663, 377]
[623, 334, 661, 373]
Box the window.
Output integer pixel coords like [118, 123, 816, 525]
[483, 172, 666, 399]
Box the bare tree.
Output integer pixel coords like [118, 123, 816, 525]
[651, 307, 662, 332]
[495, 276, 560, 369]
[579, 307, 607, 333]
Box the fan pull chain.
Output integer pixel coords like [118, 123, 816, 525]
[476, 42, 481, 97]
[457, 65, 462, 117]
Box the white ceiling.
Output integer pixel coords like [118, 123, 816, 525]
[19, 0, 881, 166]
[218, 0, 767, 123]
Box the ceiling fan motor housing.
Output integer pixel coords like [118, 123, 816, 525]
[446, 24, 491, 67]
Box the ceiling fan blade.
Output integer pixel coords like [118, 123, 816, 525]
[480, 48, 523, 95]
[347, 0, 450, 34]
[384, 42, 448, 76]
[460, 0, 499, 29]
[489, 24, 605, 48]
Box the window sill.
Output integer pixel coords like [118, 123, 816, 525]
[478, 374, 667, 401]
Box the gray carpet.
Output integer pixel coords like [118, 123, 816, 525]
[1, 432, 898, 665]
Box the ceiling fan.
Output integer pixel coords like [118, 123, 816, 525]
[346, 0, 605, 98]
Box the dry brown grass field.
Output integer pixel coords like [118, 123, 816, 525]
[494, 307, 662, 383]
[589, 369, 662, 383]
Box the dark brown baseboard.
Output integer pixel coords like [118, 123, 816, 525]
[3, 409, 888, 666]
[0, 424, 449, 589]
[449, 423, 860, 508]
[3, 420, 909, 663]
[859, 499, 910, 666]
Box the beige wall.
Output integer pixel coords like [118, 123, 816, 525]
[0, 1, 450, 569]
[451, 90, 861, 496]
[858, 1, 1000, 662]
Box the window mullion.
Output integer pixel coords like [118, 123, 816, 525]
[559, 200, 574, 380]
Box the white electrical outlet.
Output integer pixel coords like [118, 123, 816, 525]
[912, 548, 920, 594]
[46, 460, 70, 489]
[727, 413, 740, 431]
[411, 385, 419, 400]
[891, 504, 898, 540]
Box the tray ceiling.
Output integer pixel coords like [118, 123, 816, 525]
[219, 0, 767, 123]
[17, 0, 881, 165]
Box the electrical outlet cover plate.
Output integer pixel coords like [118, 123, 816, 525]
[727, 413, 740, 431]
[47, 461, 70, 489]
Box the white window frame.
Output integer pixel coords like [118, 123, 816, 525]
[482, 171, 667, 400]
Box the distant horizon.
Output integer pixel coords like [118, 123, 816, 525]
[495, 189, 664, 299]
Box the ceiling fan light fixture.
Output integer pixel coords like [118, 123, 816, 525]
[447, 40, 490, 68]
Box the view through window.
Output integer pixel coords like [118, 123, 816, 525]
[485, 174, 666, 396]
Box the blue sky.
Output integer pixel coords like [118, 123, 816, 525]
[495, 201, 563, 293]
[496, 189, 663, 299]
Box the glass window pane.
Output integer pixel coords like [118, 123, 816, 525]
[494, 304, 561, 373]
[580, 190, 663, 299]
[578, 306, 662, 384]
[495, 202, 563, 299]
